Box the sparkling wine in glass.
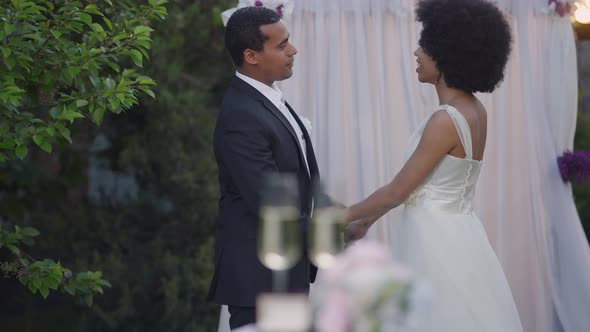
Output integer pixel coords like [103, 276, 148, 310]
[309, 206, 346, 269]
[257, 173, 301, 292]
[258, 205, 301, 271]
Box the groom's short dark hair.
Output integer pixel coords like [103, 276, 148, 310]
[225, 7, 282, 67]
[416, 0, 512, 93]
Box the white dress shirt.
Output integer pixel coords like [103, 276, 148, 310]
[235, 71, 310, 175]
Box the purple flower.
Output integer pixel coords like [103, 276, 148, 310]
[276, 4, 284, 16]
[255, 1, 263, 7]
[556, 2, 566, 17]
[557, 150, 590, 184]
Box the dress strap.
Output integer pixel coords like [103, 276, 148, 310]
[439, 104, 473, 159]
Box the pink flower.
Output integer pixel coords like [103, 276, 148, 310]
[255, 1, 263, 6]
[315, 289, 353, 332]
[321, 241, 391, 282]
[313, 240, 417, 331]
[346, 241, 392, 267]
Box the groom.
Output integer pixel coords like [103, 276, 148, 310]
[206, 6, 333, 330]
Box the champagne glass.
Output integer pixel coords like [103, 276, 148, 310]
[258, 173, 301, 292]
[309, 205, 346, 269]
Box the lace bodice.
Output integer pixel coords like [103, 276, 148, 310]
[404, 105, 482, 214]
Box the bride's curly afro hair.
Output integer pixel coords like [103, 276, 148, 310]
[416, 0, 512, 93]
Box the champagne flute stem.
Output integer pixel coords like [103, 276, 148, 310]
[273, 270, 288, 292]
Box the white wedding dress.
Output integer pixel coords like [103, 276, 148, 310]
[390, 105, 523, 332]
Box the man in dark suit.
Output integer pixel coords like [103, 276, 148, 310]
[206, 6, 333, 330]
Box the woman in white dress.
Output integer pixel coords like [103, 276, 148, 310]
[345, 0, 523, 330]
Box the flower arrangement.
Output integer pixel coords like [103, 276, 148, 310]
[222, 0, 294, 26]
[312, 241, 430, 332]
[557, 150, 590, 184]
[547, 0, 576, 17]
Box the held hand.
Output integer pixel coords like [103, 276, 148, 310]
[345, 220, 370, 243]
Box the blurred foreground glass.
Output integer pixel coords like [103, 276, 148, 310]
[309, 205, 346, 269]
[258, 173, 301, 292]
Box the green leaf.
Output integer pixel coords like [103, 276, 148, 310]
[20, 227, 40, 237]
[83, 4, 103, 16]
[23, 34, 43, 41]
[105, 78, 116, 89]
[90, 23, 105, 38]
[50, 30, 62, 39]
[92, 106, 106, 124]
[78, 12, 92, 26]
[46, 127, 55, 137]
[6, 244, 20, 255]
[40, 141, 52, 153]
[129, 50, 143, 67]
[112, 33, 128, 42]
[98, 280, 112, 288]
[76, 99, 88, 107]
[49, 107, 60, 119]
[32, 134, 44, 147]
[106, 61, 120, 72]
[137, 76, 156, 85]
[4, 24, 15, 36]
[58, 110, 85, 123]
[28, 282, 38, 294]
[46, 278, 60, 290]
[133, 26, 154, 35]
[1, 47, 12, 58]
[5, 57, 16, 70]
[143, 89, 155, 99]
[57, 126, 71, 143]
[33, 279, 42, 289]
[16, 145, 28, 159]
[102, 17, 113, 31]
[0, 139, 16, 149]
[40, 286, 49, 299]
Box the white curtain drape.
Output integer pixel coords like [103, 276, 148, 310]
[217, 1, 590, 331]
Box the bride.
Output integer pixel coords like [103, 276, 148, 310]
[345, 0, 523, 330]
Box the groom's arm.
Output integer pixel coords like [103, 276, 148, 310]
[219, 108, 278, 215]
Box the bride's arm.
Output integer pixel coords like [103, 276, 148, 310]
[345, 110, 460, 223]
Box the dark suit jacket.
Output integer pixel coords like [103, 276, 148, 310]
[207, 76, 329, 307]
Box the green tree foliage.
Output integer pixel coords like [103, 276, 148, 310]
[1, 0, 167, 305]
[1, 224, 110, 305]
[0, 0, 166, 160]
[1, 0, 232, 331]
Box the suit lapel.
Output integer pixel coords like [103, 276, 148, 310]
[259, 99, 310, 180]
[260, 99, 299, 147]
[230, 77, 309, 178]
